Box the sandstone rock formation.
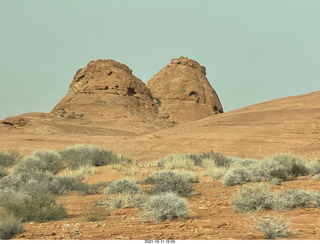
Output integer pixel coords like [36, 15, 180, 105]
[146, 56, 223, 124]
[51, 59, 158, 121]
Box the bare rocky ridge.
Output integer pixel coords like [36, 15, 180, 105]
[147, 56, 223, 123]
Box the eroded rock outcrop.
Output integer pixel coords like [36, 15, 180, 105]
[146, 56, 223, 124]
[51, 59, 159, 122]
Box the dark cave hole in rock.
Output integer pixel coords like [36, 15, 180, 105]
[108, 71, 113, 76]
[127, 87, 136, 96]
[189, 91, 200, 103]
[105, 86, 109, 90]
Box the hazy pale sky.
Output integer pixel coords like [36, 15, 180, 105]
[1, 0, 319, 119]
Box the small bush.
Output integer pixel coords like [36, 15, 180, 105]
[0, 166, 8, 178]
[178, 171, 199, 183]
[82, 205, 108, 222]
[142, 170, 176, 184]
[105, 179, 141, 195]
[49, 175, 78, 194]
[149, 173, 196, 197]
[12, 156, 47, 174]
[32, 150, 64, 174]
[129, 194, 150, 209]
[263, 154, 309, 181]
[4, 194, 67, 223]
[271, 189, 319, 211]
[156, 154, 199, 170]
[0, 152, 18, 167]
[106, 194, 129, 209]
[142, 192, 189, 222]
[0, 212, 24, 240]
[142, 170, 199, 184]
[49, 175, 101, 195]
[250, 214, 293, 240]
[59, 144, 120, 169]
[232, 184, 273, 213]
[307, 159, 320, 175]
[0, 171, 54, 203]
[223, 168, 251, 186]
[200, 151, 231, 168]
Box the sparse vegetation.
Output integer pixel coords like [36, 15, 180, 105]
[250, 214, 293, 240]
[156, 154, 202, 170]
[32, 149, 64, 174]
[222, 168, 251, 186]
[59, 144, 121, 169]
[142, 170, 199, 184]
[0, 152, 19, 167]
[232, 184, 273, 213]
[3, 194, 67, 223]
[129, 194, 150, 209]
[232, 184, 320, 213]
[105, 178, 141, 195]
[0, 166, 8, 178]
[148, 171, 196, 197]
[142, 192, 189, 222]
[105, 194, 130, 209]
[82, 205, 108, 222]
[271, 189, 320, 211]
[0, 212, 24, 240]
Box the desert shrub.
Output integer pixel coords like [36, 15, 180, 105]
[0, 152, 19, 167]
[105, 179, 141, 195]
[0, 212, 24, 240]
[3, 194, 67, 223]
[142, 192, 189, 222]
[271, 178, 282, 185]
[49, 175, 102, 195]
[82, 205, 108, 222]
[223, 168, 251, 186]
[200, 151, 231, 168]
[0, 170, 54, 203]
[13, 154, 63, 175]
[250, 214, 293, 240]
[0, 166, 8, 178]
[262, 154, 309, 181]
[156, 154, 200, 170]
[106, 194, 129, 209]
[49, 175, 78, 194]
[59, 144, 120, 169]
[142, 170, 199, 184]
[142, 170, 176, 184]
[129, 194, 150, 209]
[307, 159, 320, 175]
[149, 173, 196, 197]
[178, 171, 199, 183]
[271, 189, 320, 211]
[232, 184, 273, 213]
[32, 149, 64, 174]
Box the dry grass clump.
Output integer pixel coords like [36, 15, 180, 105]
[0, 212, 24, 240]
[250, 214, 293, 240]
[232, 184, 273, 213]
[232, 184, 320, 213]
[156, 154, 201, 170]
[31, 149, 64, 174]
[0, 166, 8, 178]
[0, 152, 19, 167]
[105, 194, 130, 209]
[82, 205, 108, 222]
[3, 194, 67, 223]
[59, 144, 121, 169]
[105, 179, 141, 195]
[142, 192, 190, 223]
